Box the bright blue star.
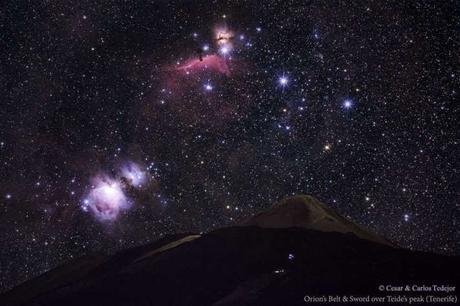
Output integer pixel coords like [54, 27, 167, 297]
[278, 76, 289, 87]
[219, 46, 230, 55]
[343, 99, 353, 109]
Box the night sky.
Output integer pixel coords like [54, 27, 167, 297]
[1, 0, 459, 292]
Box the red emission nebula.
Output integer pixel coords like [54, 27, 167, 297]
[175, 55, 231, 76]
[153, 35, 252, 128]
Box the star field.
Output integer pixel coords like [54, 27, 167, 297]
[0, 0, 459, 292]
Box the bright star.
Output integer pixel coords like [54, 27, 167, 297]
[219, 46, 230, 55]
[313, 30, 320, 39]
[279, 76, 289, 86]
[204, 83, 213, 91]
[343, 99, 353, 109]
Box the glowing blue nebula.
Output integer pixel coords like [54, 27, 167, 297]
[120, 161, 147, 188]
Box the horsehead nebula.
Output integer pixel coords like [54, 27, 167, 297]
[153, 24, 253, 128]
[82, 175, 131, 222]
[175, 55, 231, 76]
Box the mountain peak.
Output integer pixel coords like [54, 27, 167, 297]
[2, 195, 456, 306]
[241, 195, 395, 247]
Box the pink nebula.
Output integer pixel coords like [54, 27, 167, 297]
[82, 176, 130, 222]
[175, 55, 231, 76]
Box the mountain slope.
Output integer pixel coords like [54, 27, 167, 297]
[241, 195, 395, 246]
[1, 195, 458, 306]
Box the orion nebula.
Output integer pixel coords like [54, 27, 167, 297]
[81, 161, 148, 222]
[82, 175, 130, 222]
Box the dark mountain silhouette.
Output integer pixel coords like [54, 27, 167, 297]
[1, 195, 458, 306]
